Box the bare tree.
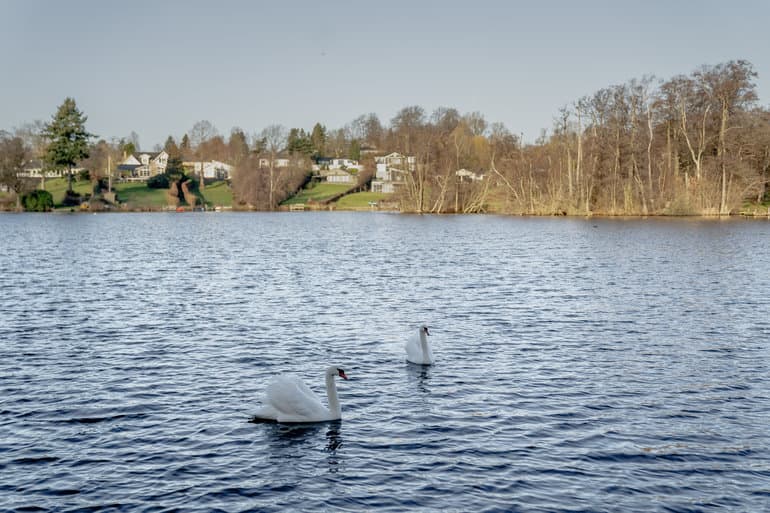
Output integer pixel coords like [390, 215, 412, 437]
[695, 60, 758, 214]
[189, 120, 219, 190]
[260, 124, 288, 209]
[0, 132, 31, 210]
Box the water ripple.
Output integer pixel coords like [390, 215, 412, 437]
[0, 213, 769, 512]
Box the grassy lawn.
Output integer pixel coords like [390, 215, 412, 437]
[41, 177, 93, 206]
[200, 181, 233, 207]
[37, 177, 233, 210]
[114, 183, 170, 209]
[335, 191, 390, 209]
[282, 183, 351, 205]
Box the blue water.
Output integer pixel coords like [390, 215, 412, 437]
[1, 212, 769, 512]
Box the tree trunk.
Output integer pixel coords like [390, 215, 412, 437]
[718, 101, 729, 215]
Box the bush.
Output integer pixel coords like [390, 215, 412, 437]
[147, 173, 170, 189]
[22, 190, 54, 212]
[62, 189, 82, 207]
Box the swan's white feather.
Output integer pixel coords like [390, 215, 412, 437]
[254, 374, 337, 423]
[405, 329, 435, 365]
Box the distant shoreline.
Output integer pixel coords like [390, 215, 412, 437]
[2, 208, 769, 219]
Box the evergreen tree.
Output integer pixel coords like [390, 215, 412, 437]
[180, 133, 191, 160]
[163, 135, 184, 178]
[228, 128, 250, 165]
[43, 98, 94, 191]
[310, 122, 327, 159]
[119, 138, 136, 157]
[287, 128, 313, 157]
[164, 135, 181, 159]
[349, 139, 361, 161]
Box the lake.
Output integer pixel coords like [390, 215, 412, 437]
[1, 212, 769, 512]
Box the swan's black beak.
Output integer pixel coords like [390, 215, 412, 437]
[337, 369, 349, 380]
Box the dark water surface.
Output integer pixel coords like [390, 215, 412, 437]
[1, 212, 769, 512]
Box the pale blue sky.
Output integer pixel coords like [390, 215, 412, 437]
[2, 0, 768, 148]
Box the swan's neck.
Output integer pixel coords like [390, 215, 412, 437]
[325, 372, 341, 419]
[419, 330, 430, 358]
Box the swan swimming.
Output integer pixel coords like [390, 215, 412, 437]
[252, 366, 349, 423]
[405, 325, 435, 365]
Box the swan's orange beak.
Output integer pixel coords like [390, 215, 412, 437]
[338, 370, 349, 380]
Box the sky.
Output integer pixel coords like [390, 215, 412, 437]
[1, 0, 769, 149]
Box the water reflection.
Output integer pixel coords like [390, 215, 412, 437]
[406, 362, 432, 393]
[325, 421, 343, 473]
[324, 421, 342, 453]
[250, 419, 344, 473]
[263, 421, 324, 442]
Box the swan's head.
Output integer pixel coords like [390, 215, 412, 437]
[421, 325, 430, 336]
[326, 366, 348, 380]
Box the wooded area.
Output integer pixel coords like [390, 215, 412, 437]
[2, 60, 769, 214]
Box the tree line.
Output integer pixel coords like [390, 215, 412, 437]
[2, 59, 768, 214]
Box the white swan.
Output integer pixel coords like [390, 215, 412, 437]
[405, 325, 434, 365]
[252, 366, 349, 423]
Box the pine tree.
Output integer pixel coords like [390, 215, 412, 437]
[43, 98, 94, 192]
[180, 133, 191, 160]
[310, 122, 327, 159]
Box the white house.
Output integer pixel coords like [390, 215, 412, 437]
[258, 157, 293, 168]
[17, 160, 67, 178]
[322, 169, 355, 184]
[312, 158, 362, 172]
[117, 151, 168, 180]
[371, 152, 415, 193]
[456, 168, 485, 182]
[185, 160, 234, 180]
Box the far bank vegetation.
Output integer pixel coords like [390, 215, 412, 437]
[2, 60, 769, 215]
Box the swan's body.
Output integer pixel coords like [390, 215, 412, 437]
[405, 326, 434, 365]
[252, 366, 348, 423]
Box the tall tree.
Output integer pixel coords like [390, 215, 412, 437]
[260, 124, 288, 209]
[43, 97, 94, 192]
[188, 120, 218, 190]
[694, 60, 758, 214]
[13, 120, 47, 188]
[163, 135, 184, 177]
[287, 128, 313, 157]
[0, 131, 30, 210]
[164, 135, 180, 158]
[189, 120, 218, 149]
[228, 128, 250, 166]
[81, 139, 118, 183]
[310, 122, 327, 159]
[180, 133, 192, 160]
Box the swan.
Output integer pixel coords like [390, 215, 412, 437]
[252, 366, 349, 423]
[405, 325, 434, 365]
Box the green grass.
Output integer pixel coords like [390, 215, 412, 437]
[114, 183, 170, 208]
[282, 183, 351, 205]
[39, 177, 233, 210]
[200, 181, 233, 207]
[335, 191, 390, 209]
[41, 177, 92, 206]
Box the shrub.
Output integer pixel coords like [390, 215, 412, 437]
[22, 190, 54, 212]
[147, 173, 170, 189]
[62, 189, 82, 206]
[92, 177, 110, 194]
